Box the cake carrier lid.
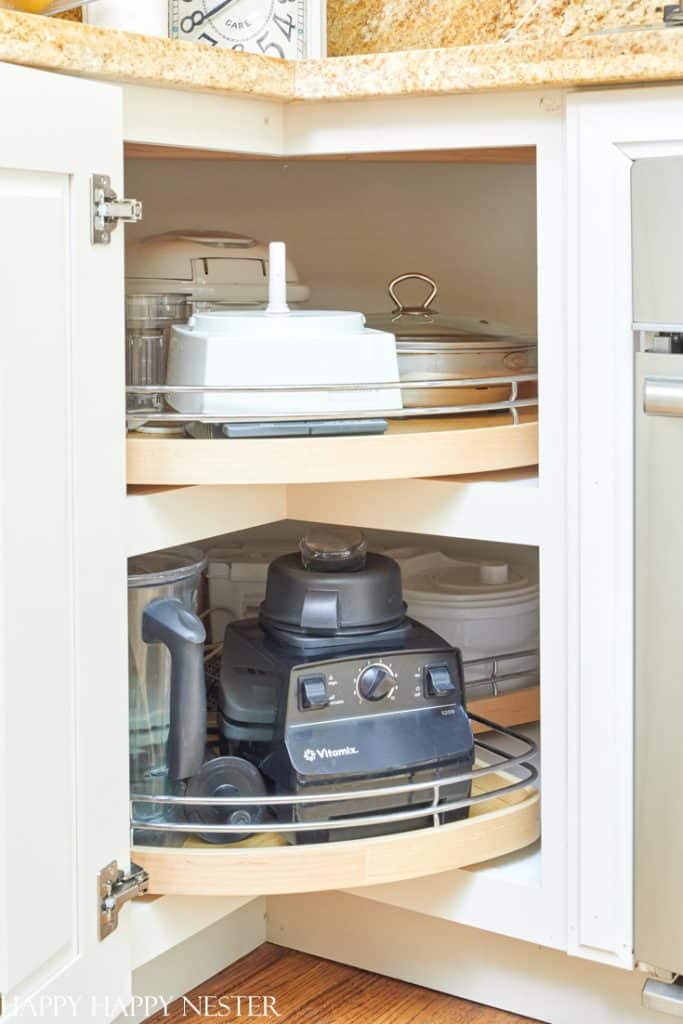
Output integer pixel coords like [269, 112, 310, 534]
[259, 527, 406, 637]
[365, 273, 536, 349]
[126, 230, 310, 304]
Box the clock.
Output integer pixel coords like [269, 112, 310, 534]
[169, 0, 326, 58]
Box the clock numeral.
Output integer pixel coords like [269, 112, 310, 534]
[200, 32, 219, 45]
[181, 9, 205, 33]
[273, 11, 295, 41]
[232, 43, 245, 50]
[257, 31, 285, 58]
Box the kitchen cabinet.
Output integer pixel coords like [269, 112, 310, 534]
[0, 55, 651, 1024]
[0, 63, 132, 1015]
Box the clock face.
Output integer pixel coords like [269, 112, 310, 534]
[170, 0, 308, 59]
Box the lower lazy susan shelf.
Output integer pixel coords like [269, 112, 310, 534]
[127, 410, 538, 487]
[133, 768, 540, 897]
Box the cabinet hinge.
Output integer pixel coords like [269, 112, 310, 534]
[98, 860, 149, 941]
[91, 174, 142, 245]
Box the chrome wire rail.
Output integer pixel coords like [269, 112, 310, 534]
[130, 715, 538, 839]
[126, 374, 538, 426]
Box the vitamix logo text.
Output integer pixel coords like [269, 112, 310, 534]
[303, 745, 359, 763]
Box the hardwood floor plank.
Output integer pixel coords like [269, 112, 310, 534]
[144, 943, 543, 1024]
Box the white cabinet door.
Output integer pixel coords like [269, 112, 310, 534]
[0, 64, 131, 1019]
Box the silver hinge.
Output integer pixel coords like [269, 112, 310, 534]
[91, 174, 142, 245]
[98, 860, 149, 941]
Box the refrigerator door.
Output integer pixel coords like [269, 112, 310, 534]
[636, 350, 683, 973]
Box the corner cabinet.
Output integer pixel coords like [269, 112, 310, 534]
[0, 57, 643, 1021]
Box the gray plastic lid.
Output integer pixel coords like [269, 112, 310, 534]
[260, 534, 405, 636]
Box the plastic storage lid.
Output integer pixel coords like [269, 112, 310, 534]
[365, 273, 536, 348]
[400, 552, 538, 606]
[128, 546, 207, 588]
[260, 528, 405, 636]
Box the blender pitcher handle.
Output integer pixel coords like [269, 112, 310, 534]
[142, 598, 207, 782]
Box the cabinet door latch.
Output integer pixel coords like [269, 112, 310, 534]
[91, 174, 142, 245]
[98, 860, 149, 940]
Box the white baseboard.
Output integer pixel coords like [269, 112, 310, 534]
[267, 892, 654, 1024]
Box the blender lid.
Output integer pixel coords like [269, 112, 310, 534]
[299, 525, 368, 572]
[128, 545, 207, 588]
[260, 528, 405, 636]
[365, 273, 536, 348]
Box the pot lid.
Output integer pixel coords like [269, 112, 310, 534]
[365, 273, 535, 348]
[260, 528, 405, 637]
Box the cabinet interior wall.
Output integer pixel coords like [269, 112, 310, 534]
[124, 157, 538, 331]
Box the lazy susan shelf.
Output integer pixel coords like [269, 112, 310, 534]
[127, 410, 538, 487]
[132, 767, 539, 897]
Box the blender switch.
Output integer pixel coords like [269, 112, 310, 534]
[300, 675, 329, 709]
[425, 665, 457, 697]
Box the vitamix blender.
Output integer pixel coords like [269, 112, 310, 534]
[218, 528, 475, 844]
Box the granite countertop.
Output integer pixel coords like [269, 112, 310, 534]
[2, 7, 683, 102]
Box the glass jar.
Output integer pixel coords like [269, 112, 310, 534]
[125, 293, 190, 429]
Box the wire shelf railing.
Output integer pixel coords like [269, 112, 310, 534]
[126, 373, 538, 426]
[130, 714, 538, 842]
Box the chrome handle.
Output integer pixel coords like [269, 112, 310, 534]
[388, 273, 438, 315]
[643, 377, 683, 417]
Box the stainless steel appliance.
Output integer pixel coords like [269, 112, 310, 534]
[633, 157, 683, 1011]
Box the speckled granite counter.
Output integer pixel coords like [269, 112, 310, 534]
[2, 7, 683, 102]
[0, 10, 294, 99]
[327, 0, 663, 56]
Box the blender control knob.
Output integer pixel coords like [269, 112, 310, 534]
[357, 664, 396, 702]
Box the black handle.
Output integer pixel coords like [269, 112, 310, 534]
[142, 598, 207, 782]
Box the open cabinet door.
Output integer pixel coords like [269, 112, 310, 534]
[0, 65, 132, 1019]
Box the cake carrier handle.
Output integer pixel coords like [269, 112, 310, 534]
[142, 598, 207, 782]
[388, 273, 438, 315]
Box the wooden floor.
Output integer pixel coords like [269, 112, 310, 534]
[145, 942, 542, 1023]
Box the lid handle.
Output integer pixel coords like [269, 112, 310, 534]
[388, 273, 438, 316]
[266, 241, 290, 316]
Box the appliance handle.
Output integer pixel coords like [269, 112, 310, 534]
[643, 376, 683, 417]
[142, 598, 207, 782]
